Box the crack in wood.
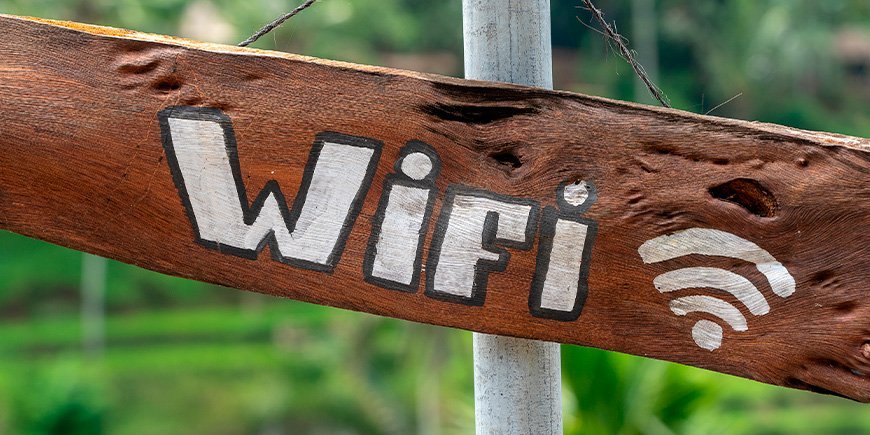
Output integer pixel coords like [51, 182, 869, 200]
[421, 102, 539, 124]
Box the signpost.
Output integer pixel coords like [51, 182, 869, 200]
[1, 14, 868, 404]
[463, 1, 562, 433]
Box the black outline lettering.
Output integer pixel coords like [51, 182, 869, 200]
[158, 105, 382, 273]
[363, 141, 440, 292]
[529, 182, 598, 321]
[425, 185, 539, 306]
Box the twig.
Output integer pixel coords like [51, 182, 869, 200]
[705, 93, 743, 115]
[578, 0, 671, 108]
[239, 0, 319, 47]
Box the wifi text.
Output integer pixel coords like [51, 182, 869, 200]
[159, 107, 598, 321]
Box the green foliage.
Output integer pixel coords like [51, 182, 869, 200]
[653, 0, 870, 136]
[6, 363, 105, 435]
[0, 233, 215, 314]
[0, 304, 477, 434]
[562, 346, 717, 435]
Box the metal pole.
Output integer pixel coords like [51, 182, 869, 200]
[631, 0, 659, 105]
[462, 1, 561, 434]
[81, 253, 107, 358]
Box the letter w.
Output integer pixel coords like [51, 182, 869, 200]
[159, 107, 381, 272]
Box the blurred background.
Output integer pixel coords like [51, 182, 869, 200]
[0, 0, 868, 433]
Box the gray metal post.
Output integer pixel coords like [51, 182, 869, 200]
[462, 1, 562, 434]
[81, 253, 107, 358]
[631, 0, 659, 104]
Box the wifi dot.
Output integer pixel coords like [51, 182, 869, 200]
[400, 152, 434, 180]
[563, 181, 590, 206]
[558, 180, 596, 212]
[692, 320, 723, 351]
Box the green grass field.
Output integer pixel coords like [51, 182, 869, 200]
[0, 256, 865, 434]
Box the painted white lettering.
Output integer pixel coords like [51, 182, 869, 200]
[529, 182, 597, 320]
[537, 220, 590, 311]
[370, 185, 430, 284]
[159, 107, 611, 321]
[365, 144, 439, 291]
[161, 107, 380, 271]
[426, 187, 537, 306]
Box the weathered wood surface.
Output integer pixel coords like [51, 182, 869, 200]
[1, 15, 868, 401]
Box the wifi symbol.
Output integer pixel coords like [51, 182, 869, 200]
[638, 228, 795, 351]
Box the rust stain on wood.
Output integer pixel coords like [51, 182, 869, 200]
[0, 14, 868, 401]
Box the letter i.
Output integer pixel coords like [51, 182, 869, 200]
[529, 181, 598, 321]
[363, 142, 440, 292]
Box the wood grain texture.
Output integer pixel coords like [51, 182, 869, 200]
[0, 15, 868, 401]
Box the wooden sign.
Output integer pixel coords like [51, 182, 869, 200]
[1, 15, 868, 401]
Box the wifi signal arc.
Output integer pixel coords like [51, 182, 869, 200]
[669, 295, 749, 351]
[669, 295, 748, 331]
[638, 228, 795, 297]
[654, 267, 770, 315]
[638, 228, 796, 351]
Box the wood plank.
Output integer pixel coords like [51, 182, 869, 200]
[0, 15, 868, 401]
